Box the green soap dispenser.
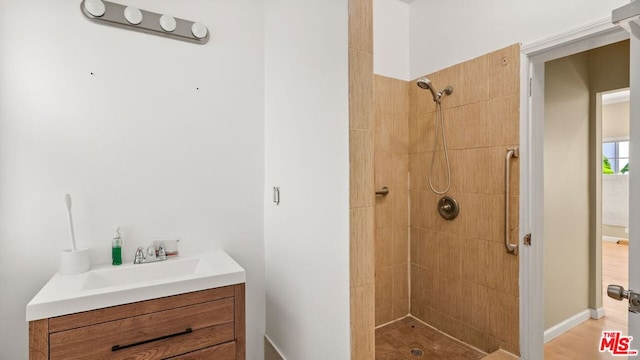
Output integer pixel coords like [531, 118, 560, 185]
[112, 226, 123, 265]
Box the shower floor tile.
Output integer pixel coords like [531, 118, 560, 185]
[375, 317, 486, 360]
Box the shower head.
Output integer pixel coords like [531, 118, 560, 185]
[417, 77, 439, 103]
[416, 77, 432, 90]
[416, 77, 453, 103]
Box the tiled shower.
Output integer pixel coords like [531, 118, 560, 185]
[374, 44, 521, 355]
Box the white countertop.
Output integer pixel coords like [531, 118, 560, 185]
[26, 250, 245, 321]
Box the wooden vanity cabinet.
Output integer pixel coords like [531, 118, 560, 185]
[29, 284, 245, 360]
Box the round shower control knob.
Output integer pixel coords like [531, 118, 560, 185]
[438, 196, 459, 221]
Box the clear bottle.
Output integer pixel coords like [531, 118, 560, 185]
[112, 226, 122, 266]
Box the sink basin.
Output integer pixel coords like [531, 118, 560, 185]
[82, 257, 203, 291]
[26, 250, 245, 321]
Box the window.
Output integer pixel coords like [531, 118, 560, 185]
[603, 140, 629, 174]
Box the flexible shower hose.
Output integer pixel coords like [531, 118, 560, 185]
[428, 101, 451, 194]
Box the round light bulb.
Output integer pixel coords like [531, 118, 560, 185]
[160, 15, 177, 32]
[191, 22, 208, 39]
[124, 6, 143, 25]
[84, 0, 106, 17]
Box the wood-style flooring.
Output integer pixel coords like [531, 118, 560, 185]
[375, 317, 486, 360]
[544, 241, 629, 360]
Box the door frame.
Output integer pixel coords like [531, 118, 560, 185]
[519, 17, 630, 360]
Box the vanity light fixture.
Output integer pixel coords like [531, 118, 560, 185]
[80, 0, 210, 44]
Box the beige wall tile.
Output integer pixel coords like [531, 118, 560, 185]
[460, 102, 490, 149]
[435, 232, 461, 277]
[422, 190, 441, 230]
[374, 77, 393, 153]
[460, 325, 499, 354]
[409, 190, 423, 229]
[410, 227, 422, 266]
[374, 150, 392, 198]
[376, 228, 393, 268]
[421, 267, 437, 310]
[489, 44, 520, 99]
[409, 152, 427, 191]
[373, 76, 408, 327]
[409, 112, 433, 154]
[437, 313, 465, 342]
[391, 154, 409, 224]
[348, 0, 372, 53]
[410, 264, 426, 305]
[488, 95, 519, 146]
[350, 207, 374, 287]
[457, 54, 490, 106]
[350, 284, 375, 360]
[478, 239, 501, 290]
[375, 305, 393, 327]
[349, 0, 375, 357]
[460, 237, 481, 284]
[434, 272, 462, 316]
[423, 229, 439, 270]
[387, 43, 520, 355]
[375, 266, 392, 307]
[391, 264, 409, 318]
[349, 49, 373, 130]
[374, 198, 393, 230]
[391, 80, 409, 154]
[350, 130, 374, 208]
[392, 226, 408, 265]
[411, 298, 426, 321]
[495, 291, 519, 348]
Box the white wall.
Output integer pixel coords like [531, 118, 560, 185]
[0, 1, 265, 359]
[602, 101, 630, 139]
[264, 1, 350, 359]
[602, 175, 629, 227]
[374, 0, 410, 80]
[408, 0, 630, 78]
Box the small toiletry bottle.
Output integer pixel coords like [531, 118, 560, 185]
[112, 226, 122, 266]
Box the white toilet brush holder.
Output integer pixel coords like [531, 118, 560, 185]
[60, 248, 91, 275]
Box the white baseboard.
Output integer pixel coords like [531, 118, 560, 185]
[265, 334, 286, 360]
[544, 309, 592, 343]
[603, 236, 623, 243]
[591, 307, 606, 319]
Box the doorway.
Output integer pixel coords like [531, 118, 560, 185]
[518, 19, 632, 360]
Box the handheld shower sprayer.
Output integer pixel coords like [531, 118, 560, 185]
[416, 77, 453, 104]
[416, 77, 454, 194]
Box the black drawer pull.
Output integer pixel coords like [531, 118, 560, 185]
[111, 327, 193, 351]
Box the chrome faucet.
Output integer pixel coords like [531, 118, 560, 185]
[134, 244, 167, 264]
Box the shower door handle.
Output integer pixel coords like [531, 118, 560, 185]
[505, 147, 519, 255]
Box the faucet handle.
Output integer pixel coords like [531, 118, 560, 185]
[146, 245, 157, 261]
[157, 245, 167, 260]
[134, 247, 145, 264]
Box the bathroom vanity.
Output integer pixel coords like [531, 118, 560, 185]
[27, 250, 246, 360]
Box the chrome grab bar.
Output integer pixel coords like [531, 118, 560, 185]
[375, 187, 389, 196]
[505, 147, 519, 255]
